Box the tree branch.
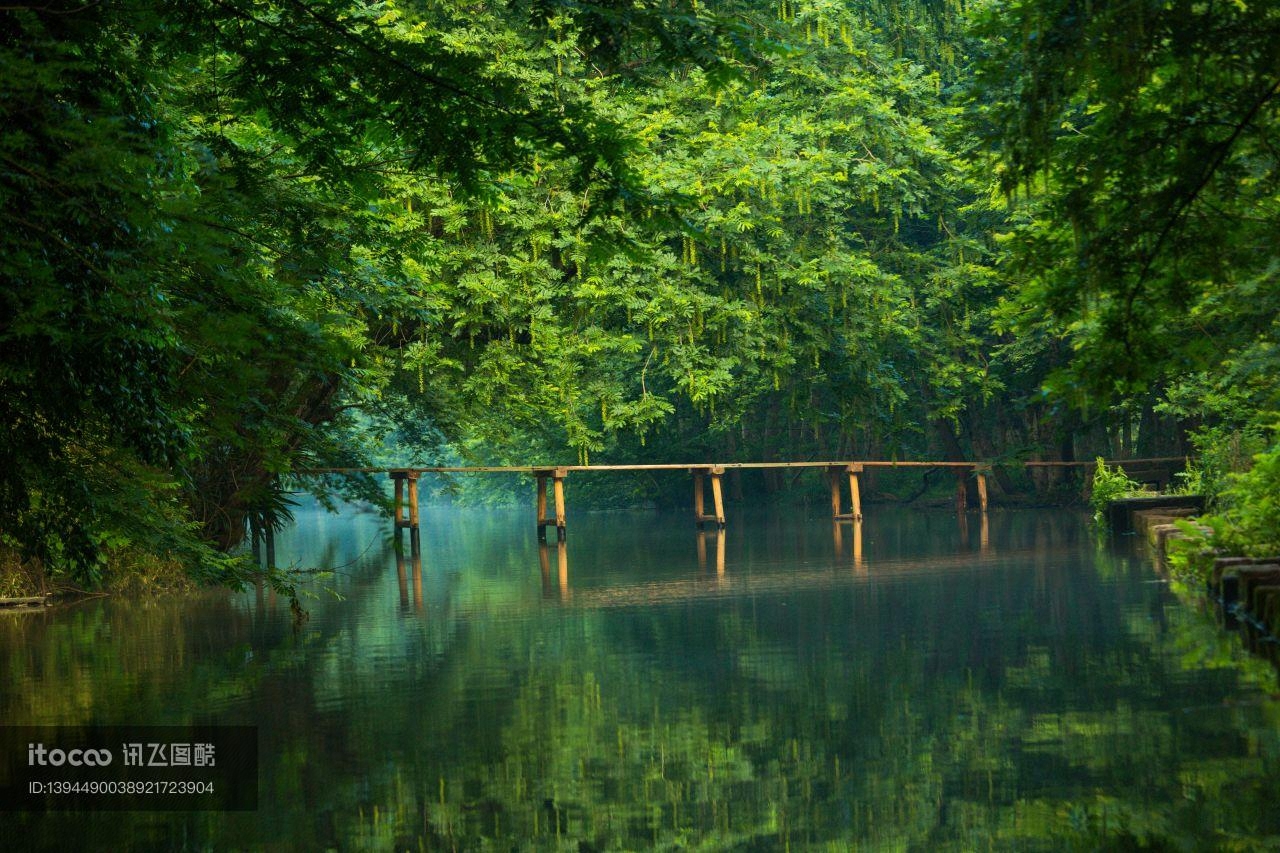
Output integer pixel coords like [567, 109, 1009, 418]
[1121, 76, 1280, 332]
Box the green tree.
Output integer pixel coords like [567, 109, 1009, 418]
[972, 0, 1280, 410]
[0, 0, 724, 581]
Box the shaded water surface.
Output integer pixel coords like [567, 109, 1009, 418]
[3, 506, 1280, 850]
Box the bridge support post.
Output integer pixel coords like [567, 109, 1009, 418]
[408, 475, 420, 554]
[536, 473, 548, 541]
[710, 466, 726, 528]
[393, 474, 404, 526]
[554, 471, 567, 540]
[975, 466, 989, 514]
[693, 470, 706, 526]
[391, 470, 421, 554]
[692, 467, 726, 528]
[830, 464, 863, 521]
[535, 469, 567, 541]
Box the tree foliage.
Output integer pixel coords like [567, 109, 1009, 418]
[0, 0, 689, 579]
[6, 0, 1265, 583]
[973, 0, 1280, 408]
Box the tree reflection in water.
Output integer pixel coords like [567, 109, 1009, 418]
[1, 509, 1278, 850]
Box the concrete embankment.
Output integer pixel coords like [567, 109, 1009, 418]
[1113, 496, 1280, 664]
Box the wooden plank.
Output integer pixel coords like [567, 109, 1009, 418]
[301, 456, 1188, 476]
[304, 461, 977, 474]
[348, 461, 826, 473]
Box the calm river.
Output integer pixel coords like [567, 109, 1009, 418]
[3, 506, 1279, 850]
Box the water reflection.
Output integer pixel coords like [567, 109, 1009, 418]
[833, 518, 866, 572]
[695, 528, 726, 578]
[395, 551, 424, 611]
[956, 510, 994, 554]
[538, 541, 570, 602]
[2, 508, 1280, 850]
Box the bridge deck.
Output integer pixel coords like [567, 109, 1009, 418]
[302, 456, 1184, 475]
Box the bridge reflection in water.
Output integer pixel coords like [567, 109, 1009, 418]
[521, 512, 991, 609]
[395, 551, 424, 611]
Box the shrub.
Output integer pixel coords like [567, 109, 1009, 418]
[1213, 441, 1280, 558]
[1166, 433, 1280, 582]
[1088, 458, 1147, 523]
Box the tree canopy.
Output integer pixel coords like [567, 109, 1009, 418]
[1, 0, 1276, 585]
[974, 0, 1280, 411]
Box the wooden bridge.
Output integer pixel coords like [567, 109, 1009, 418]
[299, 456, 1186, 555]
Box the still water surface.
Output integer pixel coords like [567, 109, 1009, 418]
[3, 506, 1280, 850]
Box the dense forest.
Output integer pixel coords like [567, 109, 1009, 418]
[1, 0, 1277, 589]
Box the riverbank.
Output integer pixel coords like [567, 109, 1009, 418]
[1125, 506, 1280, 669]
[0, 545, 195, 603]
